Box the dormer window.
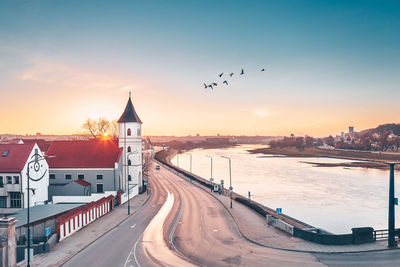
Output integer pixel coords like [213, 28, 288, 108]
[127, 128, 131, 136]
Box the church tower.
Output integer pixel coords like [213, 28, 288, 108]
[118, 93, 143, 194]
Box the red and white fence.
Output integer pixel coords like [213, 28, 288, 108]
[56, 195, 114, 241]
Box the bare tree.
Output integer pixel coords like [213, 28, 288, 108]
[82, 117, 113, 139]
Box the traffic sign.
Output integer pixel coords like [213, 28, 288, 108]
[210, 178, 214, 182]
[221, 180, 224, 185]
[276, 208, 282, 214]
[229, 186, 233, 191]
[45, 227, 51, 237]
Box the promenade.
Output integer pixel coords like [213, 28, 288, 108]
[168, 164, 392, 254]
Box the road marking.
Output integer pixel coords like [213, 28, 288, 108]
[131, 223, 136, 229]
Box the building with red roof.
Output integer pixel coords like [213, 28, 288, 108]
[47, 95, 143, 201]
[0, 143, 49, 213]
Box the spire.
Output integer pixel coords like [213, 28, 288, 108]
[118, 94, 142, 123]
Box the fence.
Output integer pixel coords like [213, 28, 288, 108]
[55, 195, 114, 241]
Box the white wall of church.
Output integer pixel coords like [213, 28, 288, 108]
[119, 121, 143, 193]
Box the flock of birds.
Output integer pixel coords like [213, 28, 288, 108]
[203, 68, 266, 90]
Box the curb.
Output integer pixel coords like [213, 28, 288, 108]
[58, 191, 153, 266]
[156, 159, 398, 255]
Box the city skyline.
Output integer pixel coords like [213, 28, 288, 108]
[1, 1, 399, 136]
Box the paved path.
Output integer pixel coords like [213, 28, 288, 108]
[24, 191, 152, 267]
[168, 164, 392, 253]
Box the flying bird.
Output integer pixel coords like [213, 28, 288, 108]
[223, 80, 228, 85]
[208, 84, 214, 90]
[219, 73, 224, 77]
[204, 83, 208, 89]
[212, 82, 217, 87]
[261, 68, 265, 71]
[229, 72, 234, 77]
[240, 69, 244, 75]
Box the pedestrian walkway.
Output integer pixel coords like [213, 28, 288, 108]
[172, 170, 391, 254]
[21, 193, 150, 267]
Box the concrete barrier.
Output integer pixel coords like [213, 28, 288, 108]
[45, 233, 57, 253]
[266, 215, 294, 235]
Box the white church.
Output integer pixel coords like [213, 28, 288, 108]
[46, 95, 144, 201]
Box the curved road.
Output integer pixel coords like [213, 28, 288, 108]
[64, 161, 400, 267]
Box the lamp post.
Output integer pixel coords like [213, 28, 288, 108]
[221, 156, 232, 208]
[127, 151, 139, 215]
[187, 153, 193, 183]
[26, 149, 53, 267]
[385, 162, 399, 248]
[205, 155, 213, 191]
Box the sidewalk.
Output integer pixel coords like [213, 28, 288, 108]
[173, 170, 391, 254]
[22, 193, 150, 267]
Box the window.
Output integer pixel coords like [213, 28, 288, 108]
[96, 183, 104, 193]
[0, 196, 6, 208]
[10, 192, 21, 208]
[127, 128, 131, 136]
[50, 174, 56, 180]
[0, 176, 3, 188]
[65, 174, 72, 180]
[96, 175, 103, 180]
[127, 146, 131, 152]
[137, 129, 140, 136]
[78, 174, 84, 180]
[7, 176, 12, 184]
[128, 175, 131, 181]
[14, 176, 19, 184]
[128, 159, 131, 166]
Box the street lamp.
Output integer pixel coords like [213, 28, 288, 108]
[127, 151, 139, 215]
[187, 153, 192, 173]
[221, 156, 232, 209]
[205, 155, 213, 192]
[385, 162, 399, 248]
[26, 149, 54, 267]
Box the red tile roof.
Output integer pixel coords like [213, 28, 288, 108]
[46, 140, 121, 168]
[74, 180, 91, 187]
[0, 143, 35, 172]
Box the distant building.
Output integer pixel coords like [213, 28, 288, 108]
[0, 143, 49, 213]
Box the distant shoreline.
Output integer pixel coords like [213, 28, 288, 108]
[248, 146, 400, 170]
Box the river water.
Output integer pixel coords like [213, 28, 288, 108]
[171, 145, 400, 234]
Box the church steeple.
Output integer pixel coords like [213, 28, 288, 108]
[117, 93, 142, 124]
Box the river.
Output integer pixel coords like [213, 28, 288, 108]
[171, 145, 400, 234]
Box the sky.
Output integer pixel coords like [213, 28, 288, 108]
[0, 0, 399, 137]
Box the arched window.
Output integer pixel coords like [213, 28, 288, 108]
[127, 128, 131, 136]
[128, 175, 131, 181]
[127, 146, 131, 152]
[128, 159, 131, 166]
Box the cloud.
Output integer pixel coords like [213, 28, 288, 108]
[252, 108, 273, 118]
[19, 58, 135, 92]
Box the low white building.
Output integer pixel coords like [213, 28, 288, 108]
[0, 143, 49, 213]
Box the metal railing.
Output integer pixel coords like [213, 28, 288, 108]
[373, 229, 400, 241]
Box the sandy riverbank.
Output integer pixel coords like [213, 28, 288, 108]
[248, 146, 400, 170]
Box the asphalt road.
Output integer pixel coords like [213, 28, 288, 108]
[62, 167, 167, 267]
[63, 161, 400, 267]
